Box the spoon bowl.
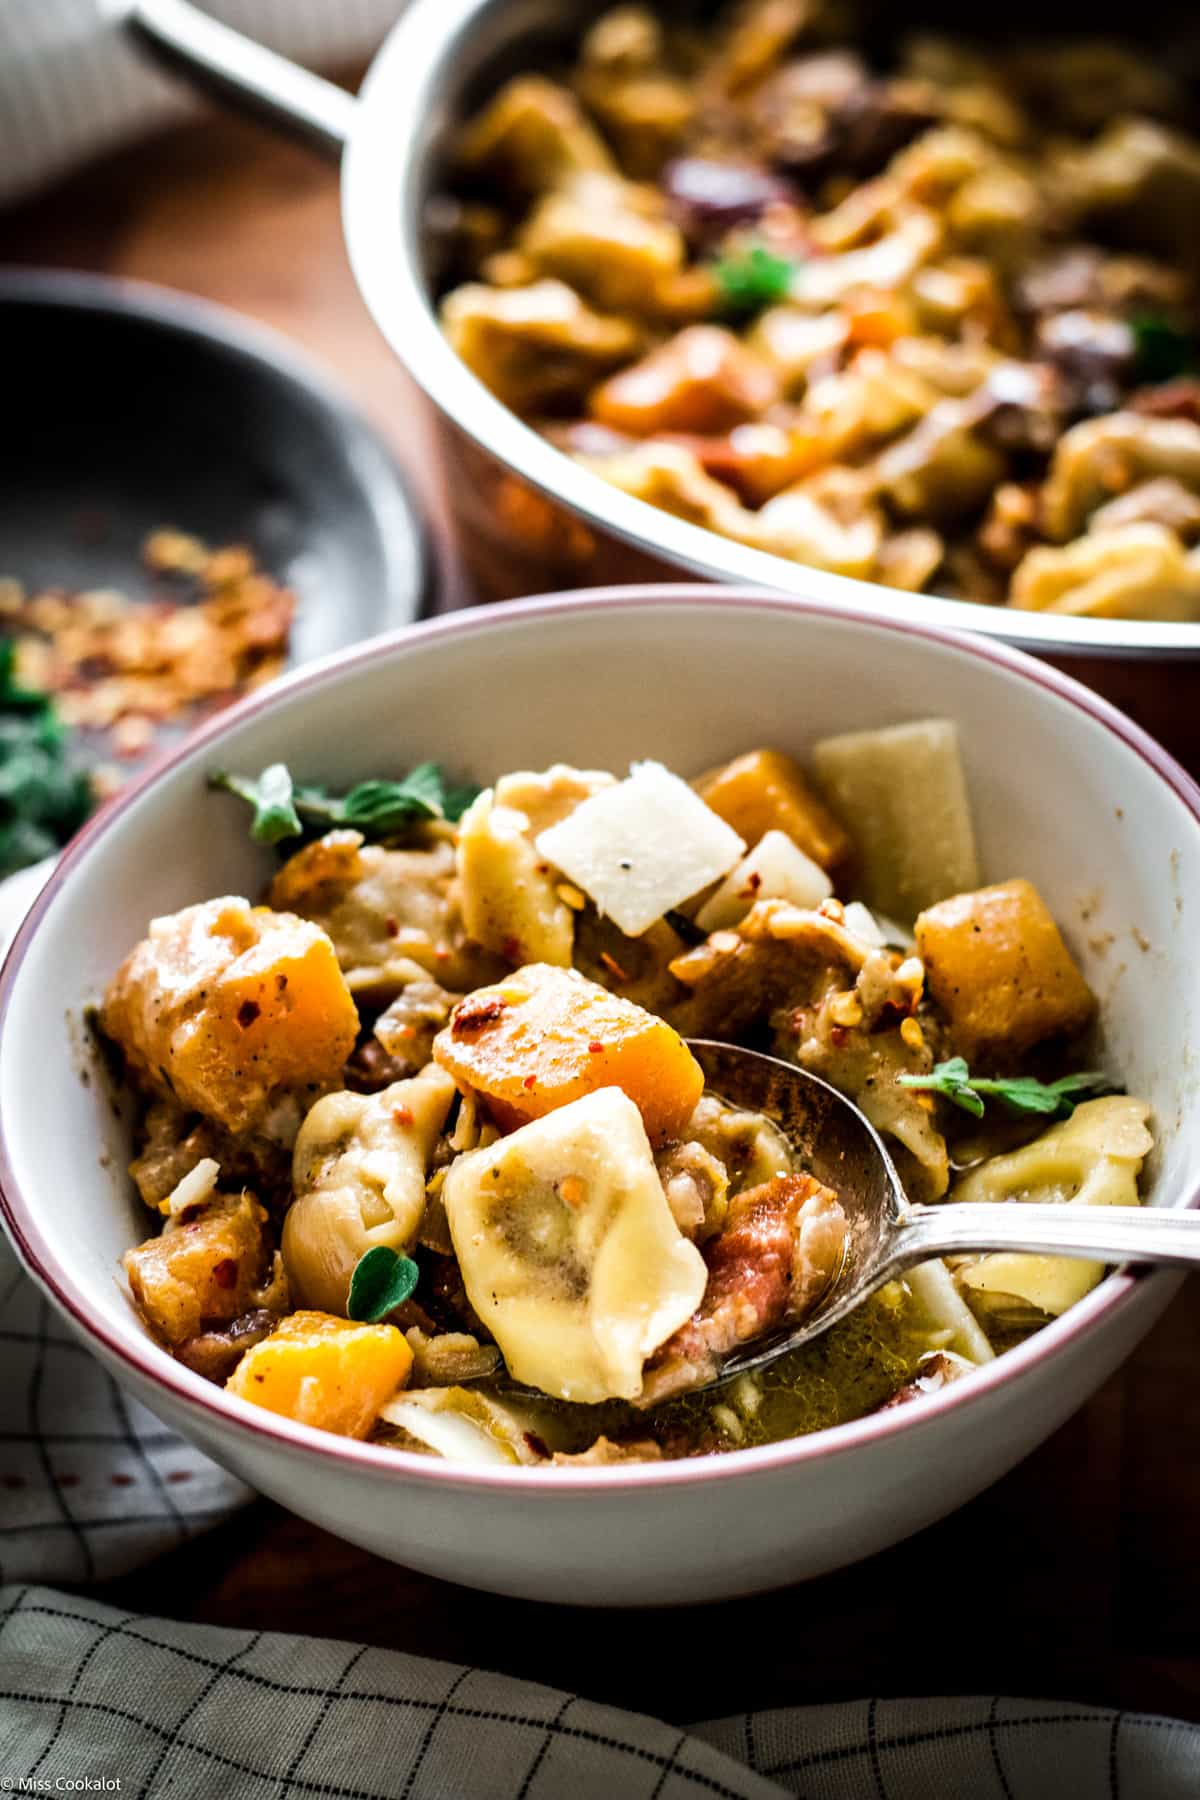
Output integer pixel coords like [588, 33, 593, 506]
[689, 1040, 1200, 1387]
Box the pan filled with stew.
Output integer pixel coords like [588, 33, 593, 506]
[125, 0, 1200, 749]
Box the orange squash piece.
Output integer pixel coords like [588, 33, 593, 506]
[916, 878, 1096, 1061]
[124, 1193, 275, 1348]
[695, 748, 851, 873]
[226, 1311, 412, 1439]
[589, 327, 779, 436]
[102, 897, 359, 1135]
[433, 963, 703, 1145]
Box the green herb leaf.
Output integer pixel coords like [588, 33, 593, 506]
[713, 243, 798, 316]
[1130, 313, 1198, 385]
[898, 1054, 986, 1118]
[338, 765, 445, 833]
[210, 764, 303, 845]
[897, 1058, 1113, 1120]
[439, 779, 484, 824]
[210, 761, 482, 848]
[346, 1245, 420, 1322]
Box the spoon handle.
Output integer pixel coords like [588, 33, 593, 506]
[893, 1202, 1200, 1272]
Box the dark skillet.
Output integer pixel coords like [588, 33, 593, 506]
[0, 269, 430, 665]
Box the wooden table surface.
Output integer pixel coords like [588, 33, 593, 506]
[3, 106, 1200, 1732]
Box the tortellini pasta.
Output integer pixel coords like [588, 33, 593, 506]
[282, 1064, 456, 1313]
[441, 1086, 707, 1402]
[456, 765, 613, 966]
[951, 1096, 1153, 1319]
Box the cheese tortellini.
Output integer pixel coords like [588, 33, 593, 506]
[456, 765, 613, 967]
[442, 1086, 707, 1402]
[951, 1096, 1153, 1320]
[282, 1064, 456, 1313]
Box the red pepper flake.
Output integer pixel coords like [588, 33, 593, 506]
[384, 916, 400, 938]
[501, 937, 522, 964]
[435, 946, 452, 962]
[392, 1104, 414, 1127]
[747, 871, 762, 890]
[522, 1075, 536, 1090]
[236, 999, 261, 1029]
[212, 1258, 238, 1290]
[588, 1041, 604, 1055]
[600, 951, 629, 983]
[275, 973, 289, 992]
[451, 994, 507, 1036]
[829, 1025, 848, 1049]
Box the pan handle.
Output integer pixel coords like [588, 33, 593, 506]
[119, 0, 357, 155]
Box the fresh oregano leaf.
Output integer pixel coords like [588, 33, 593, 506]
[346, 1245, 420, 1322]
[210, 764, 303, 845]
[211, 760, 482, 847]
[898, 1058, 1113, 1120]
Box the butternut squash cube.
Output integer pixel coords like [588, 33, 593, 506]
[916, 878, 1096, 1060]
[102, 897, 360, 1135]
[433, 962, 703, 1144]
[695, 748, 851, 872]
[125, 1193, 276, 1348]
[226, 1310, 412, 1439]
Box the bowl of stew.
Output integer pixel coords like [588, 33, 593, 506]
[1, 588, 1198, 1603]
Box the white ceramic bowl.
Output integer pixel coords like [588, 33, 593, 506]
[2, 589, 1199, 1606]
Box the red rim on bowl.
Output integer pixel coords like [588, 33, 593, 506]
[2, 587, 1198, 1494]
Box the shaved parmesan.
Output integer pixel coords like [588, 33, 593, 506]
[694, 830, 832, 932]
[163, 1157, 220, 1217]
[535, 761, 744, 937]
[840, 901, 886, 947]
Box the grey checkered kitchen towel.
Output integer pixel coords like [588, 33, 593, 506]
[0, 0, 408, 208]
[3, 874, 1200, 1797]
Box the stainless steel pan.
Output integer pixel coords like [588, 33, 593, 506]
[121, 0, 1200, 710]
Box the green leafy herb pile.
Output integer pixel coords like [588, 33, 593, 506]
[0, 640, 94, 877]
[210, 761, 481, 848]
[897, 1056, 1112, 1121]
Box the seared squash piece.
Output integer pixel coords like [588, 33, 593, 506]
[915, 878, 1096, 1060]
[102, 897, 359, 1135]
[226, 1311, 412, 1439]
[433, 962, 703, 1144]
[124, 1192, 283, 1347]
[695, 748, 851, 873]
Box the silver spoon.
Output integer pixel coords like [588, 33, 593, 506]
[688, 1039, 1200, 1384]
